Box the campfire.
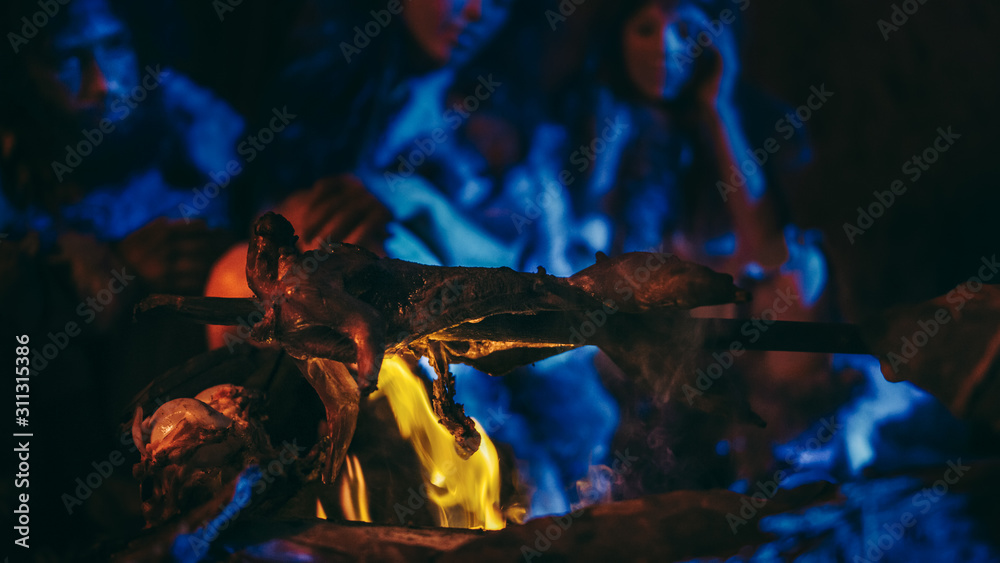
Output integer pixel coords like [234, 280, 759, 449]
[116, 211, 996, 561]
[357, 355, 505, 530]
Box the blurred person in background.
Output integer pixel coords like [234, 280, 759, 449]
[0, 0, 241, 297]
[388, 0, 841, 508]
[225, 0, 489, 226]
[205, 0, 522, 346]
[202, 0, 613, 520]
[0, 0, 251, 408]
[0, 0, 247, 554]
[541, 0, 850, 497]
[0, 0, 251, 397]
[536, 0, 789, 274]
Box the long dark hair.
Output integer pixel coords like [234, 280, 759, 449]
[595, 0, 683, 105]
[557, 0, 752, 247]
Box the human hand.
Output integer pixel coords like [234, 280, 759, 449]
[274, 174, 391, 254]
[689, 43, 729, 111]
[116, 218, 231, 295]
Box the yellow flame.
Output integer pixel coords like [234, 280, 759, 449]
[315, 498, 328, 520]
[338, 454, 371, 522]
[370, 355, 505, 530]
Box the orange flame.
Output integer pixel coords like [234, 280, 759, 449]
[370, 356, 505, 530]
[338, 454, 371, 522]
[315, 498, 328, 520]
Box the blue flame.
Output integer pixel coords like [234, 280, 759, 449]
[454, 348, 619, 518]
[172, 466, 262, 563]
[757, 476, 995, 562]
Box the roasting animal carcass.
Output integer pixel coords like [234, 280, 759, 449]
[239, 212, 748, 468]
[245, 213, 747, 391]
[134, 212, 749, 481]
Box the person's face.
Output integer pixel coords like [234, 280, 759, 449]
[451, 0, 512, 66]
[403, 0, 483, 65]
[621, 3, 681, 102]
[31, 3, 139, 127]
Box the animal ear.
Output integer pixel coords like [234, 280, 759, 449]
[247, 213, 300, 298]
[595, 251, 609, 263]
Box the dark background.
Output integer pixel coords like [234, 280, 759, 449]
[3, 0, 1000, 559]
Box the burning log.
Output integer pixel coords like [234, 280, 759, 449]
[438, 481, 838, 563]
[120, 212, 896, 560]
[113, 480, 837, 561]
